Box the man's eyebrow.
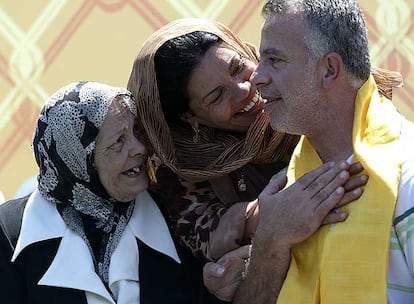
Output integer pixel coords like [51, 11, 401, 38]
[261, 48, 284, 57]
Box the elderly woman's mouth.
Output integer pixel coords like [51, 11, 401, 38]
[123, 165, 144, 177]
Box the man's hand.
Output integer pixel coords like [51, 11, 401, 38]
[256, 161, 353, 247]
[322, 161, 367, 224]
[233, 161, 360, 304]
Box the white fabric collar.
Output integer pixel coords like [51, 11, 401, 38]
[12, 189, 180, 303]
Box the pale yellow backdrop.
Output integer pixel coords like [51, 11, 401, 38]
[1, 0, 413, 200]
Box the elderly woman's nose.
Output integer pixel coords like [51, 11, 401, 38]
[129, 136, 146, 157]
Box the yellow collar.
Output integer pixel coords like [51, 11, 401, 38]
[278, 75, 403, 303]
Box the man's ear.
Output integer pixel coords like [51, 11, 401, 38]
[321, 52, 343, 89]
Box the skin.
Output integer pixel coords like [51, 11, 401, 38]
[252, 15, 323, 137]
[203, 245, 251, 301]
[183, 45, 265, 132]
[94, 99, 148, 202]
[252, 14, 356, 162]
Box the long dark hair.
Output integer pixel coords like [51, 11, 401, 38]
[154, 31, 221, 126]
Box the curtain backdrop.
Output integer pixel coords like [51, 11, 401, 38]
[0, 0, 413, 200]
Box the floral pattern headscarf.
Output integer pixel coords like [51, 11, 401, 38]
[32, 81, 137, 287]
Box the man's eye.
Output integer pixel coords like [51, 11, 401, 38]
[269, 57, 282, 66]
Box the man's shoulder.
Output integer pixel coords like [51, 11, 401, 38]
[401, 118, 414, 139]
[400, 119, 414, 175]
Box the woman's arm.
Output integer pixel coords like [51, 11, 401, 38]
[155, 165, 251, 260]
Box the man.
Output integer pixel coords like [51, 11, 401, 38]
[238, 0, 413, 303]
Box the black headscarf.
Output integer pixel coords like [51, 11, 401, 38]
[32, 81, 137, 287]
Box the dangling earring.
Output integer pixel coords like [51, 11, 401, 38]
[238, 174, 247, 192]
[192, 123, 200, 143]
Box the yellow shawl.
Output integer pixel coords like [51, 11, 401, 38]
[277, 75, 404, 303]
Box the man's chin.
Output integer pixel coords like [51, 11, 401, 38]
[269, 120, 281, 132]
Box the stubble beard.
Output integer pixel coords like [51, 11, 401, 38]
[271, 57, 321, 135]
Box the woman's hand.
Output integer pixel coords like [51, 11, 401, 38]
[203, 245, 250, 302]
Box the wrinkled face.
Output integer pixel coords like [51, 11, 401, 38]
[251, 14, 322, 135]
[186, 45, 265, 132]
[94, 99, 148, 202]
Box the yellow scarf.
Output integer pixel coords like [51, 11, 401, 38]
[277, 76, 403, 303]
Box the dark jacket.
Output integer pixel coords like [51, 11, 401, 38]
[0, 195, 223, 304]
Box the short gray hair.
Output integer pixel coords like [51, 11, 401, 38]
[262, 0, 371, 87]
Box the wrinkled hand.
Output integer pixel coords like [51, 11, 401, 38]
[203, 245, 250, 302]
[256, 161, 354, 248]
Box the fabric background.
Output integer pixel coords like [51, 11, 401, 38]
[0, 0, 413, 200]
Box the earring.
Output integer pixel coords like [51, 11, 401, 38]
[192, 124, 200, 143]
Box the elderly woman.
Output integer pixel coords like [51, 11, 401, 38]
[0, 81, 214, 304]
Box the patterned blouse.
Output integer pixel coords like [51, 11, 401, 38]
[153, 161, 286, 261]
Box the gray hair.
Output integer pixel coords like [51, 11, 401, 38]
[262, 0, 371, 87]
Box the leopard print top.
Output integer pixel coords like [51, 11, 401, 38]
[153, 162, 286, 261]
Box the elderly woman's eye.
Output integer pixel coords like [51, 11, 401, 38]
[110, 135, 124, 150]
[133, 123, 140, 137]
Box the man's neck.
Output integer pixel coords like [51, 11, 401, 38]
[308, 130, 353, 163]
[307, 91, 357, 163]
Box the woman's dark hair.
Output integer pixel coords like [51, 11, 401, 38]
[154, 31, 221, 126]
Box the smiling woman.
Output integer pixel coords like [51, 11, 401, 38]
[0, 81, 211, 304]
[127, 18, 400, 302]
[128, 19, 299, 265]
[183, 44, 265, 132]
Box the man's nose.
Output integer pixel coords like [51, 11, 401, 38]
[250, 63, 268, 89]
